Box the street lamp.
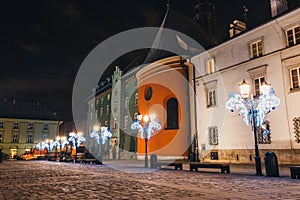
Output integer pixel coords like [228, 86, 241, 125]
[131, 113, 161, 168]
[90, 125, 112, 163]
[45, 139, 54, 160]
[226, 79, 280, 176]
[54, 136, 68, 161]
[68, 132, 86, 162]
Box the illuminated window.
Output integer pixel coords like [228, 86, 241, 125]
[290, 67, 300, 90]
[166, 98, 179, 129]
[257, 121, 271, 144]
[0, 132, 3, 142]
[254, 77, 265, 97]
[0, 122, 3, 129]
[13, 122, 19, 130]
[251, 40, 263, 58]
[43, 123, 48, 130]
[106, 105, 110, 115]
[27, 134, 33, 143]
[207, 89, 217, 107]
[27, 122, 34, 130]
[286, 25, 300, 47]
[208, 126, 218, 145]
[96, 99, 99, 105]
[101, 96, 104, 104]
[206, 59, 215, 74]
[107, 94, 110, 101]
[12, 133, 18, 143]
[100, 107, 103, 117]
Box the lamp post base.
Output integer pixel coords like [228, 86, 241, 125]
[145, 156, 148, 168]
[255, 156, 263, 176]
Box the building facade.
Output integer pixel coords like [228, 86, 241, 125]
[0, 100, 61, 158]
[191, 7, 300, 164]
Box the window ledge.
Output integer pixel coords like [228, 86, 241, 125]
[290, 87, 300, 93]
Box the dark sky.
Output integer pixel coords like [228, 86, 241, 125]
[1, 0, 299, 121]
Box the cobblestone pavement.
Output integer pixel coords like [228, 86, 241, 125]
[0, 160, 299, 200]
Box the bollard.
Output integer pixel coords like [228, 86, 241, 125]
[150, 154, 157, 168]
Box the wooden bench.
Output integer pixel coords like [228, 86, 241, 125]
[190, 162, 230, 173]
[290, 166, 300, 179]
[156, 162, 183, 170]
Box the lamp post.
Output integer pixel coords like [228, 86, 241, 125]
[55, 136, 68, 161]
[226, 79, 280, 176]
[90, 125, 112, 163]
[45, 139, 53, 160]
[68, 132, 86, 162]
[131, 113, 161, 168]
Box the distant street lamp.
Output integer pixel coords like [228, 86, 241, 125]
[54, 136, 68, 161]
[131, 113, 161, 168]
[90, 125, 112, 163]
[45, 139, 54, 160]
[68, 132, 86, 162]
[226, 79, 280, 176]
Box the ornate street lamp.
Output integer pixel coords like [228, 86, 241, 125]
[226, 79, 280, 175]
[90, 125, 112, 162]
[131, 113, 161, 168]
[54, 136, 68, 161]
[68, 132, 86, 162]
[45, 139, 54, 160]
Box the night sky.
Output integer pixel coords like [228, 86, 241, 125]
[1, 0, 299, 121]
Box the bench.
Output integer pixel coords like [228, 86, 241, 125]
[190, 162, 230, 173]
[156, 162, 183, 170]
[290, 166, 300, 179]
[76, 159, 102, 165]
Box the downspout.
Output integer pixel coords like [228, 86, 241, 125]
[188, 58, 199, 162]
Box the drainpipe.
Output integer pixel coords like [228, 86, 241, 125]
[188, 58, 199, 162]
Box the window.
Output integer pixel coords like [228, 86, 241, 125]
[96, 99, 99, 105]
[42, 134, 48, 140]
[125, 97, 129, 109]
[257, 121, 271, 144]
[28, 122, 34, 130]
[90, 112, 93, 120]
[166, 98, 179, 129]
[286, 26, 300, 47]
[27, 134, 33, 143]
[13, 122, 19, 129]
[207, 89, 217, 107]
[254, 77, 265, 97]
[113, 119, 117, 130]
[101, 96, 104, 104]
[43, 123, 48, 130]
[106, 105, 110, 115]
[135, 93, 138, 105]
[96, 110, 98, 119]
[0, 132, 3, 143]
[100, 107, 103, 117]
[12, 133, 18, 143]
[114, 98, 118, 110]
[206, 59, 215, 74]
[105, 120, 108, 126]
[293, 117, 300, 143]
[208, 126, 218, 145]
[107, 94, 110, 101]
[0, 122, 3, 129]
[124, 116, 128, 129]
[290, 67, 300, 90]
[251, 40, 263, 58]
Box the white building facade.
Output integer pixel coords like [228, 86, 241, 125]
[191, 7, 300, 164]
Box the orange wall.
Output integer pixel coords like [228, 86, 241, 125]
[137, 59, 191, 157]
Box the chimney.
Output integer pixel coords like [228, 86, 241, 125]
[229, 20, 247, 38]
[270, 0, 288, 17]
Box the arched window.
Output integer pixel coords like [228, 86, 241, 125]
[166, 98, 179, 129]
